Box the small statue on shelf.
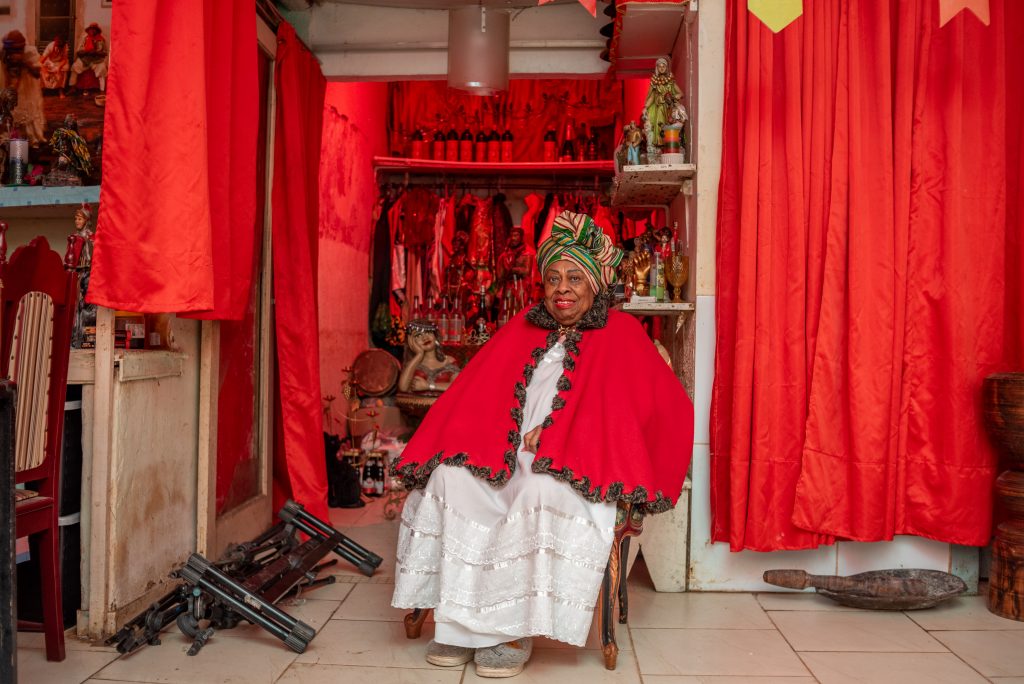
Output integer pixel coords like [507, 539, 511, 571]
[623, 120, 642, 167]
[71, 202, 97, 348]
[495, 227, 535, 302]
[631, 250, 651, 297]
[641, 111, 658, 165]
[644, 57, 683, 149]
[398, 320, 461, 394]
[44, 113, 91, 186]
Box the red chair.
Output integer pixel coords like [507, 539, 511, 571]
[2, 236, 81, 662]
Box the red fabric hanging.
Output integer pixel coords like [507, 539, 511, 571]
[712, 0, 1023, 551]
[271, 23, 329, 522]
[88, 1, 257, 318]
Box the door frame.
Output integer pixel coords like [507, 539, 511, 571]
[195, 18, 279, 558]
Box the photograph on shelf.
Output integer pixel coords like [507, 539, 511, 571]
[1, 0, 110, 186]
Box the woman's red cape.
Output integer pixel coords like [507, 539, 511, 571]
[392, 302, 694, 514]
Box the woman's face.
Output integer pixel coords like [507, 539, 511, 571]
[74, 212, 86, 230]
[414, 331, 437, 352]
[543, 259, 595, 328]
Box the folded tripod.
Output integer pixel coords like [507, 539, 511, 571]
[107, 500, 382, 656]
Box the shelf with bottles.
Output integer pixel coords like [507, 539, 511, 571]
[611, 163, 696, 207]
[373, 156, 615, 178]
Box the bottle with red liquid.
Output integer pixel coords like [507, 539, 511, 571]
[543, 129, 557, 162]
[410, 129, 426, 159]
[487, 129, 501, 163]
[445, 127, 459, 162]
[560, 120, 576, 162]
[501, 128, 514, 163]
[432, 129, 446, 160]
[460, 127, 474, 162]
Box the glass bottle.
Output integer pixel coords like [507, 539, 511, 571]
[501, 128, 514, 163]
[487, 129, 501, 163]
[445, 126, 459, 162]
[543, 129, 558, 162]
[410, 129, 426, 159]
[432, 129, 446, 160]
[460, 127, 474, 162]
[475, 127, 488, 163]
[560, 120, 576, 162]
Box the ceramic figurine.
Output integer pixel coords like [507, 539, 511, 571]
[644, 57, 683, 149]
[398, 320, 461, 394]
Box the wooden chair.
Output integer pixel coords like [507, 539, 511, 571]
[403, 500, 644, 670]
[2, 236, 82, 662]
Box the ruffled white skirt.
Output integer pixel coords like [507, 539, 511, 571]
[391, 343, 616, 648]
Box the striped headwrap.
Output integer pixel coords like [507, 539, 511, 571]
[537, 210, 624, 293]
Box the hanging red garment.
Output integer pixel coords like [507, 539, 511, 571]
[712, 0, 1023, 552]
[88, 0, 257, 318]
[270, 22, 329, 522]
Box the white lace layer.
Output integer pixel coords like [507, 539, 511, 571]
[391, 343, 616, 648]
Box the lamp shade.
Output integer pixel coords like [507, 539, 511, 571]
[447, 5, 510, 95]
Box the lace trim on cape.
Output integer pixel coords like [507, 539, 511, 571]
[391, 295, 674, 515]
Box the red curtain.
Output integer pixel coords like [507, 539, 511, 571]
[270, 23, 329, 522]
[88, 1, 257, 319]
[712, 0, 1024, 551]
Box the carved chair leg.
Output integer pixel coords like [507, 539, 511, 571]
[599, 533, 623, 670]
[617, 536, 631, 624]
[404, 608, 430, 639]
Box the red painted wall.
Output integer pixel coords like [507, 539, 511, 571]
[318, 82, 389, 436]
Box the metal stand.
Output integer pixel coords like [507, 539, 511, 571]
[0, 383, 16, 684]
[107, 500, 381, 656]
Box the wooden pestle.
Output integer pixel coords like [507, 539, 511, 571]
[763, 569, 929, 597]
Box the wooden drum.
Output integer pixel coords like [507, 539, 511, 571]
[984, 373, 1024, 621]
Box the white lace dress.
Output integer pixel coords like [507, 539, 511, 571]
[391, 342, 617, 647]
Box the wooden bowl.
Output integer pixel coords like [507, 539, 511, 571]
[983, 373, 1024, 464]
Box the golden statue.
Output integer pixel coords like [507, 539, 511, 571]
[631, 251, 651, 297]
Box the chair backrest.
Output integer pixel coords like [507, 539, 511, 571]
[0, 237, 80, 495]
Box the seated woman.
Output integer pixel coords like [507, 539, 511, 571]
[398, 320, 461, 394]
[391, 211, 694, 678]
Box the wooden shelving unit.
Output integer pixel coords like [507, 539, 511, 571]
[611, 164, 695, 207]
[619, 300, 694, 316]
[0, 185, 100, 208]
[373, 156, 615, 178]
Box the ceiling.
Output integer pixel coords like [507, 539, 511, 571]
[295, 0, 585, 11]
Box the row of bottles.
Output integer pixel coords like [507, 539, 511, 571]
[410, 277, 538, 345]
[409, 126, 515, 163]
[399, 119, 604, 164]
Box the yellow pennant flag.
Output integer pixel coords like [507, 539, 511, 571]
[938, 0, 990, 27]
[748, 0, 803, 33]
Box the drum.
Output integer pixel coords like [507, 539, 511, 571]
[351, 349, 401, 397]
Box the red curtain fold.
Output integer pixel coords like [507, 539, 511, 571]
[271, 23, 329, 522]
[712, 0, 1023, 551]
[88, 1, 257, 319]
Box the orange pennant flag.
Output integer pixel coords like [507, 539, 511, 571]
[938, 0, 990, 26]
[748, 0, 803, 33]
[540, 0, 595, 17]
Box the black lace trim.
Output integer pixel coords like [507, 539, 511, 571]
[391, 297, 675, 515]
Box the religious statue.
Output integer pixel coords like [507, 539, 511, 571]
[0, 31, 45, 145]
[644, 57, 683, 149]
[495, 227, 536, 301]
[624, 121, 642, 166]
[71, 203, 97, 348]
[44, 113, 91, 186]
[398, 320, 461, 394]
[69, 23, 108, 93]
[641, 111, 658, 165]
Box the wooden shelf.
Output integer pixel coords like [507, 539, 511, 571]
[611, 163, 695, 207]
[619, 300, 694, 315]
[611, 1, 691, 77]
[0, 185, 100, 209]
[374, 156, 614, 178]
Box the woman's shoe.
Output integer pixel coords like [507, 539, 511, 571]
[425, 640, 474, 667]
[474, 638, 533, 678]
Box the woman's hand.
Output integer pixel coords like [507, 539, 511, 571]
[407, 333, 427, 356]
[522, 426, 542, 454]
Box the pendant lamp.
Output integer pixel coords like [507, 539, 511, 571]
[447, 5, 510, 95]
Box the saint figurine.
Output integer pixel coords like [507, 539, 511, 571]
[644, 57, 683, 148]
[624, 121, 642, 166]
[495, 227, 536, 301]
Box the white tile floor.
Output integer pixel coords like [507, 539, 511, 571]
[15, 498, 1024, 683]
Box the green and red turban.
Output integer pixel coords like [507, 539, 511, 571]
[537, 210, 623, 293]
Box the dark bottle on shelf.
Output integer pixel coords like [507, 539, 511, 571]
[445, 127, 459, 162]
[410, 129, 426, 159]
[501, 128, 514, 163]
[589, 127, 601, 161]
[487, 129, 501, 163]
[543, 129, 558, 162]
[460, 127, 474, 162]
[475, 128, 488, 162]
[560, 120, 576, 162]
[432, 129, 446, 160]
